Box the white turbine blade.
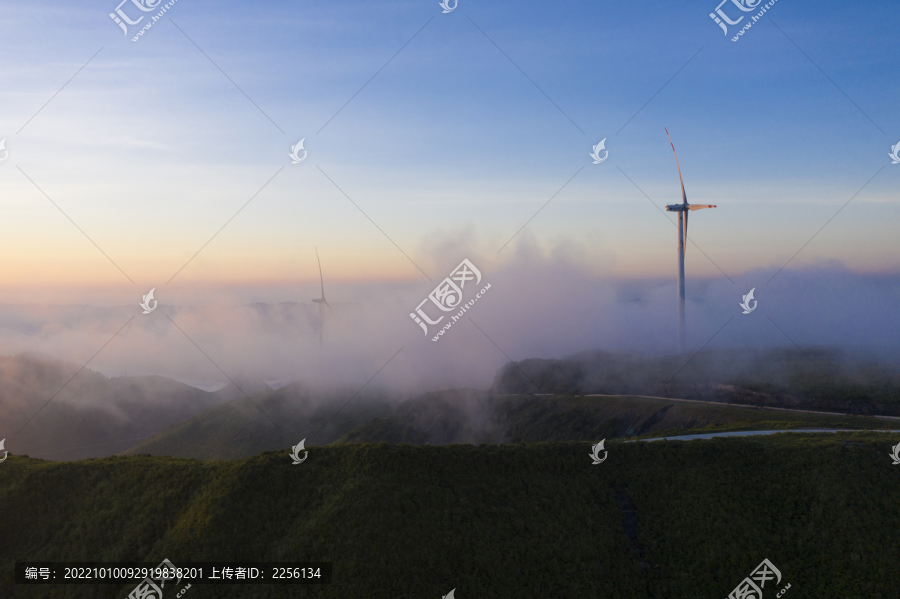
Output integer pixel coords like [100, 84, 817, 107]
[665, 128, 688, 206]
[688, 204, 717, 211]
[315, 246, 325, 300]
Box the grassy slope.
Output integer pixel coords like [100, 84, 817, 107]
[126, 389, 899, 464]
[491, 348, 900, 414]
[121, 383, 393, 460]
[339, 393, 898, 446]
[3, 433, 900, 598]
[498, 395, 899, 440]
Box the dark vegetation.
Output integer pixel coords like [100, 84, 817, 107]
[2, 433, 899, 598]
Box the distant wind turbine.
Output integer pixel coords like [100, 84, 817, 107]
[664, 128, 716, 353]
[312, 247, 333, 346]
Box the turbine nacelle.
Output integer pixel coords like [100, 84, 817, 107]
[665, 204, 717, 212]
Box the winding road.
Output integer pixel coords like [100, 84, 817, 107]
[631, 429, 900, 442]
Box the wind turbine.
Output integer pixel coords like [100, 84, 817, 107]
[312, 247, 332, 347]
[664, 129, 716, 353]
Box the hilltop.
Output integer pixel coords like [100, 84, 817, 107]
[492, 347, 900, 415]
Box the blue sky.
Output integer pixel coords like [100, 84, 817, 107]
[1, 0, 898, 295]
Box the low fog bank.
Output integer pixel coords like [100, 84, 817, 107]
[0, 239, 898, 400]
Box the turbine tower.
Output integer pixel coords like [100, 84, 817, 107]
[312, 247, 332, 347]
[664, 129, 716, 353]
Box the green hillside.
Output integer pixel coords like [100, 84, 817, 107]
[492, 348, 900, 415]
[121, 382, 393, 460]
[2, 433, 899, 598]
[339, 391, 896, 445]
[122, 387, 898, 462]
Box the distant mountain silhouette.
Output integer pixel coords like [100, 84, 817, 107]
[212, 377, 274, 402]
[0, 354, 241, 461]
